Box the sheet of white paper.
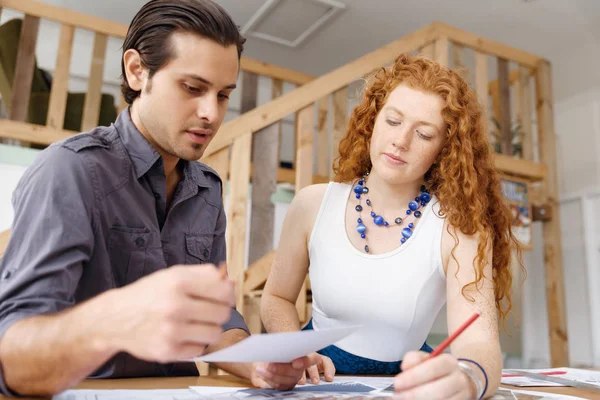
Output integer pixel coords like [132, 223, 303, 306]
[194, 325, 361, 363]
[495, 387, 589, 400]
[53, 388, 202, 400]
[501, 367, 600, 388]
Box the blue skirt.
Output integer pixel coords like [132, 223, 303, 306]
[302, 319, 432, 375]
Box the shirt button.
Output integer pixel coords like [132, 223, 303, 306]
[154, 193, 160, 199]
[135, 237, 145, 247]
[203, 249, 209, 259]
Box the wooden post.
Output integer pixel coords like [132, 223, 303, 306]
[317, 96, 329, 178]
[330, 87, 348, 179]
[295, 104, 315, 322]
[497, 58, 512, 155]
[475, 52, 489, 120]
[227, 132, 252, 315]
[535, 61, 569, 367]
[81, 33, 108, 131]
[518, 66, 534, 161]
[46, 24, 75, 130]
[9, 15, 40, 123]
[0, 230, 10, 258]
[434, 37, 449, 67]
[249, 77, 281, 265]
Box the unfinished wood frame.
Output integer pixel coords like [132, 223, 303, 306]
[330, 87, 348, 179]
[46, 24, 75, 130]
[535, 61, 569, 367]
[81, 33, 108, 132]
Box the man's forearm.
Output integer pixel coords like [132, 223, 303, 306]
[204, 328, 253, 379]
[0, 292, 118, 396]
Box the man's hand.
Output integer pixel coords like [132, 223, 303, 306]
[297, 352, 335, 385]
[102, 264, 235, 363]
[249, 353, 327, 391]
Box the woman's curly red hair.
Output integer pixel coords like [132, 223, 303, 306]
[334, 54, 522, 324]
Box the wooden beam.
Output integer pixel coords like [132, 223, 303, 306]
[434, 37, 449, 67]
[493, 153, 545, 182]
[46, 23, 75, 130]
[0, 230, 10, 258]
[535, 61, 569, 367]
[240, 58, 313, 86]
[489, 69, 522, 96]
[273, 167, 328, 185]
[316, 96, 329, 177]
[294, 104, 315, 322]
[475, 52, 489, 117]
[249, 74, 280, 266]
[517, 66, 534, 161]
[434, 22, 541, 68]
[244, 250, 275, 294]
[497, 58, 512, 155]
[81, 33, 108, 131]
[9, 15, 40, 123]
[452, 42, 467, 80]
[226, 132, 252, 315]
[0, 119, 74, 145]
[202, 23, 437, 158]
[331, 87, 348, 179]
[0, 0, 127, 38]
[118, 93, 128, 114]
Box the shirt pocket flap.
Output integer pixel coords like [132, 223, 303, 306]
[185, 233, 213, 263]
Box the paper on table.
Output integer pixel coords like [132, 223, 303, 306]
[501, 367, 600, 388]
[53, 388, 202, 400]
[194, 325, 361, 363]
[494, 387, 589, 399]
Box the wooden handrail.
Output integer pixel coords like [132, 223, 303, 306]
[0, 230, 10, 258]
[0, 0, 314, 86]
[434, 22, 543, 68]
[203, 24, 438, 158]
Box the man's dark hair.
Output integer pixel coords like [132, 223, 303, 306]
[121, 0, 246, 105]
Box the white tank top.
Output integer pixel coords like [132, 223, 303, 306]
[308, 182, 447, 361]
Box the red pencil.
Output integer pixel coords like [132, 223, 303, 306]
[428, 312, 481, 358]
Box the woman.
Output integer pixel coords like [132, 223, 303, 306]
[260, 55, 521, 399]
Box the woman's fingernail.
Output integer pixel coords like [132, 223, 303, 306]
[312, 377, 319, 384]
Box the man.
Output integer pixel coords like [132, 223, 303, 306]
[0, 0, 321, 396]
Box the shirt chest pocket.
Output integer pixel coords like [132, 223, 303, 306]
[184, 233, 213, 264]
[107, 226, 161, 287]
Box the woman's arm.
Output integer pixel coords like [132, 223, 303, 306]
[444, 224, 501, 398]
[261, 184, 327, 333]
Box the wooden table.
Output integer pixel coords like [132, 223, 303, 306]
[5, 376, 596, 399]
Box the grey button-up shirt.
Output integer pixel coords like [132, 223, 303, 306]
[0, 109, 248, 395]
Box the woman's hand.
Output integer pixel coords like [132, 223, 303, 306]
[297, 352, 335, 385]
[394, 351, 478, 400]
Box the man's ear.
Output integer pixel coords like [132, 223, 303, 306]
[123, 49, 146, 92]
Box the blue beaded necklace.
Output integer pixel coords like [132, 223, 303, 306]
[353, 173, 431, 253]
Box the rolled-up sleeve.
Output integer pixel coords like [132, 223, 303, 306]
[210, 198, 249, 335]
[0, 145, 95, 395]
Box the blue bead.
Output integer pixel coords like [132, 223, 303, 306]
[401, 238, 407, 243]
[415, 197, 420, 201]
[357, 223, 367, 234]
[414, 211, 422, 218]
[406, 210, 412, 215]
[354, 185, 363, 194]
[361, 233, 366, 239]
[408, 201, 419, 211]
[362, 187, 369, 194]
[408, 222, 414, 229]
[420, 185, 426, 192]
[357, 218, 363, 223]
[402, 227, 413, 238]
[371, 211, 376, 217]
[355, 205, 363, 212]
[384, 221, 389, 227]
[421, 201, 426, 206]
[358, 180, 364, 185]
[374, 216, 384, 226]
[356, 194, 361, 199]
[395, 217, 403, 224]
[420, 192, 431, 203]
